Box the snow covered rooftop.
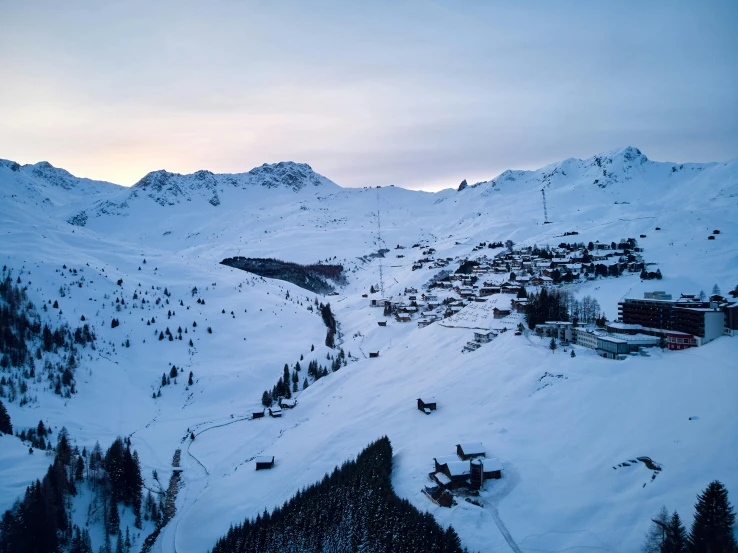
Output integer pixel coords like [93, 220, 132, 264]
[434, 455, 460, 466]
[607, 322, 643, 331]
[482, 458, 503, 472]
[446, 461, 471, 477]
[434, 472, 452, 485]
[255, 456, 274, 464]
[457, 442, 485, 456]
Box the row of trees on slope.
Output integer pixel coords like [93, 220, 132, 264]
[211, 436, 466, 553]
[642, 481, 736, 553]
[0, 269, 96, 403]
[0, 432, 145, 553]
[525, 288, 606, 329]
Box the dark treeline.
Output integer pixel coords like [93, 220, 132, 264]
[525, 288, 570, 329]
[0, 268, 96, 403]
[0, 432, 144, 553]
[0, 399, 11, 434]
[211, 436, 466, 553]
[220, 257, 343, 294]
[319, 302, 336, 348]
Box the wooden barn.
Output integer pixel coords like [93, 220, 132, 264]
[481, 457, 503, 480]
[279, 398, 297, 409]
[369, 351, 380, 358]
[252, 409, 265, 419]
[268, 407, 282, 418]
[417, 397, 437, 414]
[456, 442, 486, 460]
[255, 456, 275, 470]
[432, 456, 471, 490]
[377, 321, 387, 327]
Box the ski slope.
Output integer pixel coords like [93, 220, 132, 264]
[0, 147, 736, 552]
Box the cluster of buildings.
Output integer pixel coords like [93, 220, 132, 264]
[535, 291, 737, 359]
[373, 238, 645, 332]
[430, 443, 503, 498]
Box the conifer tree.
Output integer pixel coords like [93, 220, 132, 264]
[0, 399, 11, 434]
[689, 480, 736, 553]
[663, 512, 688, 553]
[261, 391, 272, 407]
[108, 496, 120, 535]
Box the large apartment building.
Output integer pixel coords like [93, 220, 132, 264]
[618, 292, 735, 348]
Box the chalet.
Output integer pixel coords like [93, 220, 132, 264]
[493, 307, 511, 319]
[459, 287, 475, 298]
[405, 287, 418, 294]
[456, 442, 486, 460]
[252, 409, 265, 419]
[268, 407, 282, 418]
[418, 319, 433, 328]
[417, 397, 437, 414]
[511, 298, 528, 312]
[479, 286, 500, 297]
[279, 398, 297, 409]
[370, 298, 389, 307]
[396, 313, 412, 323]
[474, 331, 494, 343]
[255, 456, 275, 470]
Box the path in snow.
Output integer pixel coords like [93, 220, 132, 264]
[490, 507, 524, 553]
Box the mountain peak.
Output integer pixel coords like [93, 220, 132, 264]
[601, 146, 648, 163]
[245, 161, 332, 191]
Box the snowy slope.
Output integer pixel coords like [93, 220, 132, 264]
[0, 147, 736, 553]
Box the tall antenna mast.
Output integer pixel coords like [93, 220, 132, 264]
[376, 187, 385, 297]
[541, 188, 550, 224]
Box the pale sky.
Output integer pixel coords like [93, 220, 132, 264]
[1, 0, 736, 191]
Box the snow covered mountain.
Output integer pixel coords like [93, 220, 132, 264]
[0, 147, 736, 553]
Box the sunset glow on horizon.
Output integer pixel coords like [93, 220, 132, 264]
[1, 0, 736, 191]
